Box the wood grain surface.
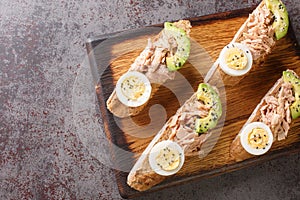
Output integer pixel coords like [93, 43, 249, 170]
[86, 6, 300, 199]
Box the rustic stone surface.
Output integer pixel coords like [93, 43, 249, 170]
[0, 0, 299, 199]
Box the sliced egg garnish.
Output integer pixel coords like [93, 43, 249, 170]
[240, 122, 273, 156]
[219, 43, 253, 76]
[149, 140, 185, 176]
[115, 71, 152, 107]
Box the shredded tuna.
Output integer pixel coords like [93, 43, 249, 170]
[166, 94, 212, 157]
[130, 37, 175, 84]
[239, 4, 275, 61]
[173, 20, 192, 36]
[259, 82, 295, 141]
[130, 20, 191, 85]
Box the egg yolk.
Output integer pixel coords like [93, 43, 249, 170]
[248, 128, 269, 149]
[155, 146, 181, 171]
[121, 76, 145, 100]
[225, 47, 248, 70]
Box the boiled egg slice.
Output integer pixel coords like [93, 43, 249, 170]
[219, 43, 253, 76]
[149, 140, 185, 176]
[240, 122, 273, 156]
[115, 71, 152, 107]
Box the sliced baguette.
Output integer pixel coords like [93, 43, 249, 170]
[106, 20, 191, 118]
[218, 0, 278, 85]
[127, 84, 222, 191]
[230, 69, 299, 162]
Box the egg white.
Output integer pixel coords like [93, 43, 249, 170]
[115, 71, 152, 107]
[219, 43, 253, 76]
[240, 122, 273, 156]
[149, 140, 185, 176]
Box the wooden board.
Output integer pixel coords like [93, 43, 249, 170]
[86, 6, 300, 199]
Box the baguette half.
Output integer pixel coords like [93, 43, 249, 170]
[106, 20, 191, 118]
[230, 69, 299, 161]
[127, 83, 222, 191]
[217, 0, 289, 85]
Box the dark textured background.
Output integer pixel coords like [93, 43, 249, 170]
[0, 0, 299, 199]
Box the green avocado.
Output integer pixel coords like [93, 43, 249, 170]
[164, 22, 190, 71]
[265, 0, 289, 40]
[283, 70, 300, 119]
[195, 83, 222, 135]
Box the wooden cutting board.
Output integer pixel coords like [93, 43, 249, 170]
[86, 6, 300, 199]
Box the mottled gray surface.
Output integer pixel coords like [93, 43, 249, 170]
[0, 0, 299, 199]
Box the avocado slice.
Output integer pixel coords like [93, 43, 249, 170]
[164, 22, 190, 71]
[265, 0, 289, 40]
[195, 83, 222, 135]
[283, 70, 300, 119]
